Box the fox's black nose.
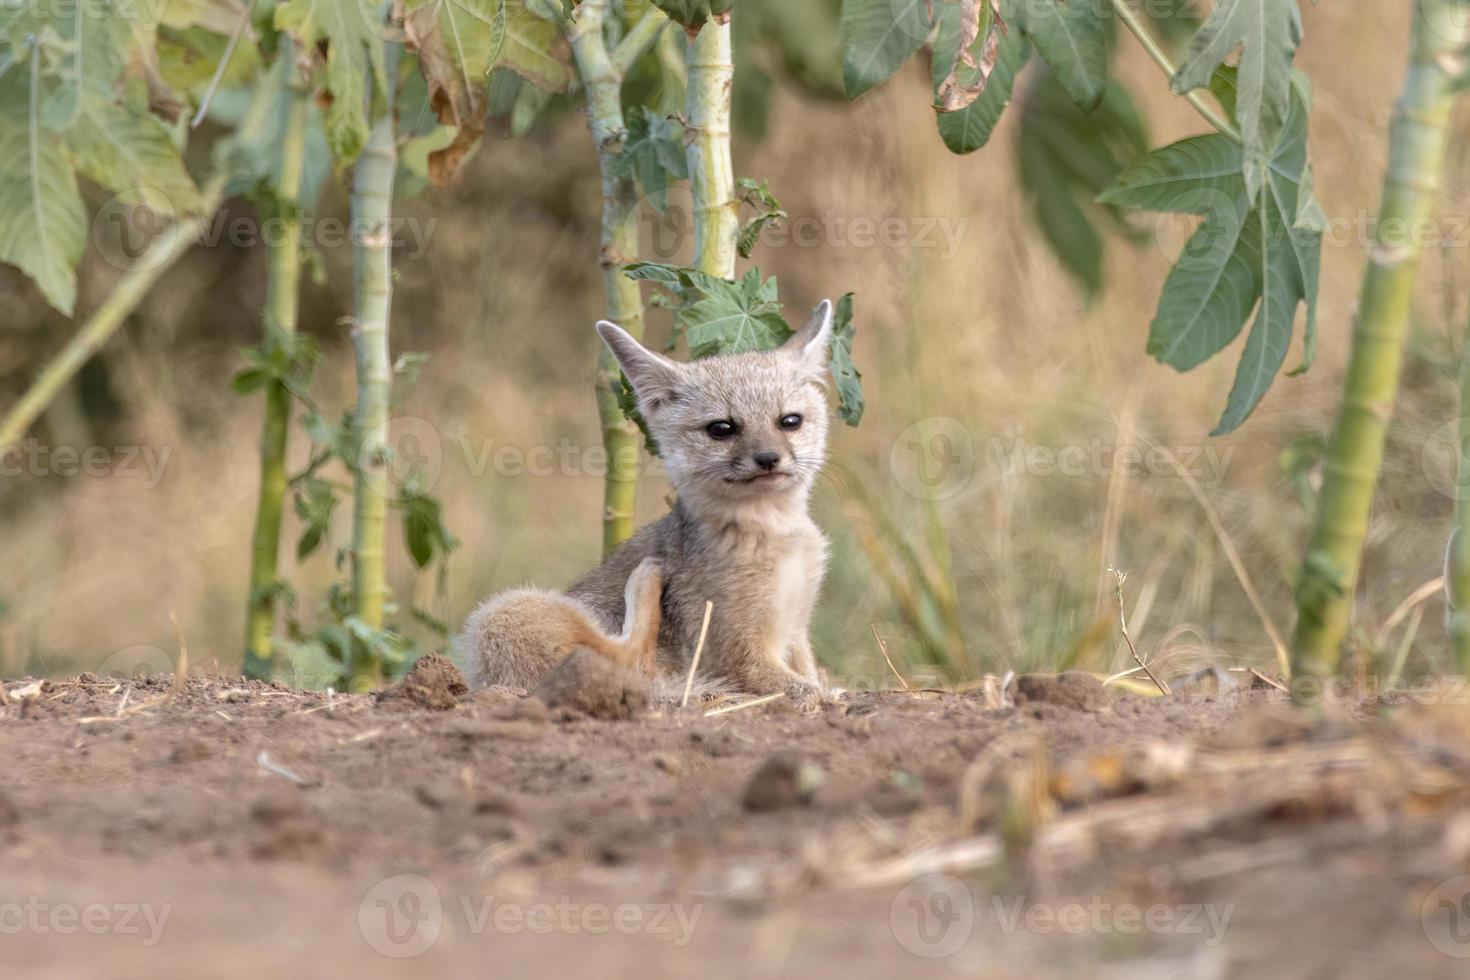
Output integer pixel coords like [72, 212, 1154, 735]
[753, 451, 781, 471]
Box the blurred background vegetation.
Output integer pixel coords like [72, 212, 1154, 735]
[1, 0, 1465, 689]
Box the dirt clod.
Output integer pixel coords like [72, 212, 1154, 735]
[0, 790, 19, 828]
[532, 648, 649, 720]
[169, 738, 212, 764]
[1014, 671, 1110, 711]
[377, 654, 469, 711]
[742, 751, 824, 812]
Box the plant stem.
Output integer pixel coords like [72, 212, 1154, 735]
[349, 41, 399, 688]
[566, 0, 650, 554]
[1292, 0, 1470, 680]
[1108, 0, 1241, 143]
[1111, 569, 1170, 695]
[684, 18, 738, 278]
[610, 4, 668, 78]
[1450, 319, 1470, 669]
[243, 39, 309, 680]
[0, 177, 226, 451]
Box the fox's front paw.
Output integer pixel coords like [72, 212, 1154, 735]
[784, 678, 825, 712]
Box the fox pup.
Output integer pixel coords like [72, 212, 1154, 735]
[458, 299, 837, 702]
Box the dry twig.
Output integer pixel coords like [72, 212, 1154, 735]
[682, 600, 714, 708]
[1110, 569, 1170, 696]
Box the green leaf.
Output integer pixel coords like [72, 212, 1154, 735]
[274, 0, 389, 161]
[935, 22, 1029, 154]
[829, 292, 863, 426]
[650, 0, 732, 30]
[681, 268, 793, 357]
[1099, 82, 1321, 434]
[624, 261, 728, 306]
[5, 0, 131, 132]
[232, 368, 271, 394]
[154, 26, 264, 96]
[1018, 72, 1148, 296]
[493, 0, 571, 92]
[404, 499, 435, 567]
[612, 106, 687, 211]
[1102, 135, 1259, 370]
[841, 0, 932, 99]
[1215, 76, 1320, 431]
[1017, 0, 1107, 112]
[404, 0, 505, 78]
[66, 98, 202, 215]
[298, 521, 327, 560]
[1170, 0, 1303, 194]
[1214, 211, 1289, 434]
[1209, 64, 1239, 123]
[0, 111, 85, 315]
[736, 176, 785, 257]
[402, 493, 457, 569]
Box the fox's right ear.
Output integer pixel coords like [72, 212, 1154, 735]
[596, 321, 683, 408]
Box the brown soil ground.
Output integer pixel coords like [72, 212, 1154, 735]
[4, 662, 1470, 978]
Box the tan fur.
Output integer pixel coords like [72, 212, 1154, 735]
[457, 300, 837, 702]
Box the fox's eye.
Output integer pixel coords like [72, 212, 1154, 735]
[778, 413, 803, 431]
[706, 420, 737, 440]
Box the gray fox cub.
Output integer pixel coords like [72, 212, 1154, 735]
[458, 300, 837, 701]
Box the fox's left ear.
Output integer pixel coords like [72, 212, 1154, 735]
[780, 299, 833, 377]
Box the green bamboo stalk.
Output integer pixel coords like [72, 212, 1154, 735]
[1292, 0, 1470, 680]
[243, 40, 310, 680]
[1450, 320, 1470, 670]
[684, 17, 738, 279]
[348, 43, 399, 688]
[565, 0, 664, 554]
[0, 177, 227, 451]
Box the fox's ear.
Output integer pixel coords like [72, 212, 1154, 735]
[780, 299, 834, 377]
[596, 320, 683, 407]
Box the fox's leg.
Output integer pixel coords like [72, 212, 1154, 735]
[789, 641, 819, 684]
[711, 634, 822, 704]
[457, 559, 663, 690]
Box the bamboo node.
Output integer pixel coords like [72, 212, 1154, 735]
[1368, 241, 1415, 266]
